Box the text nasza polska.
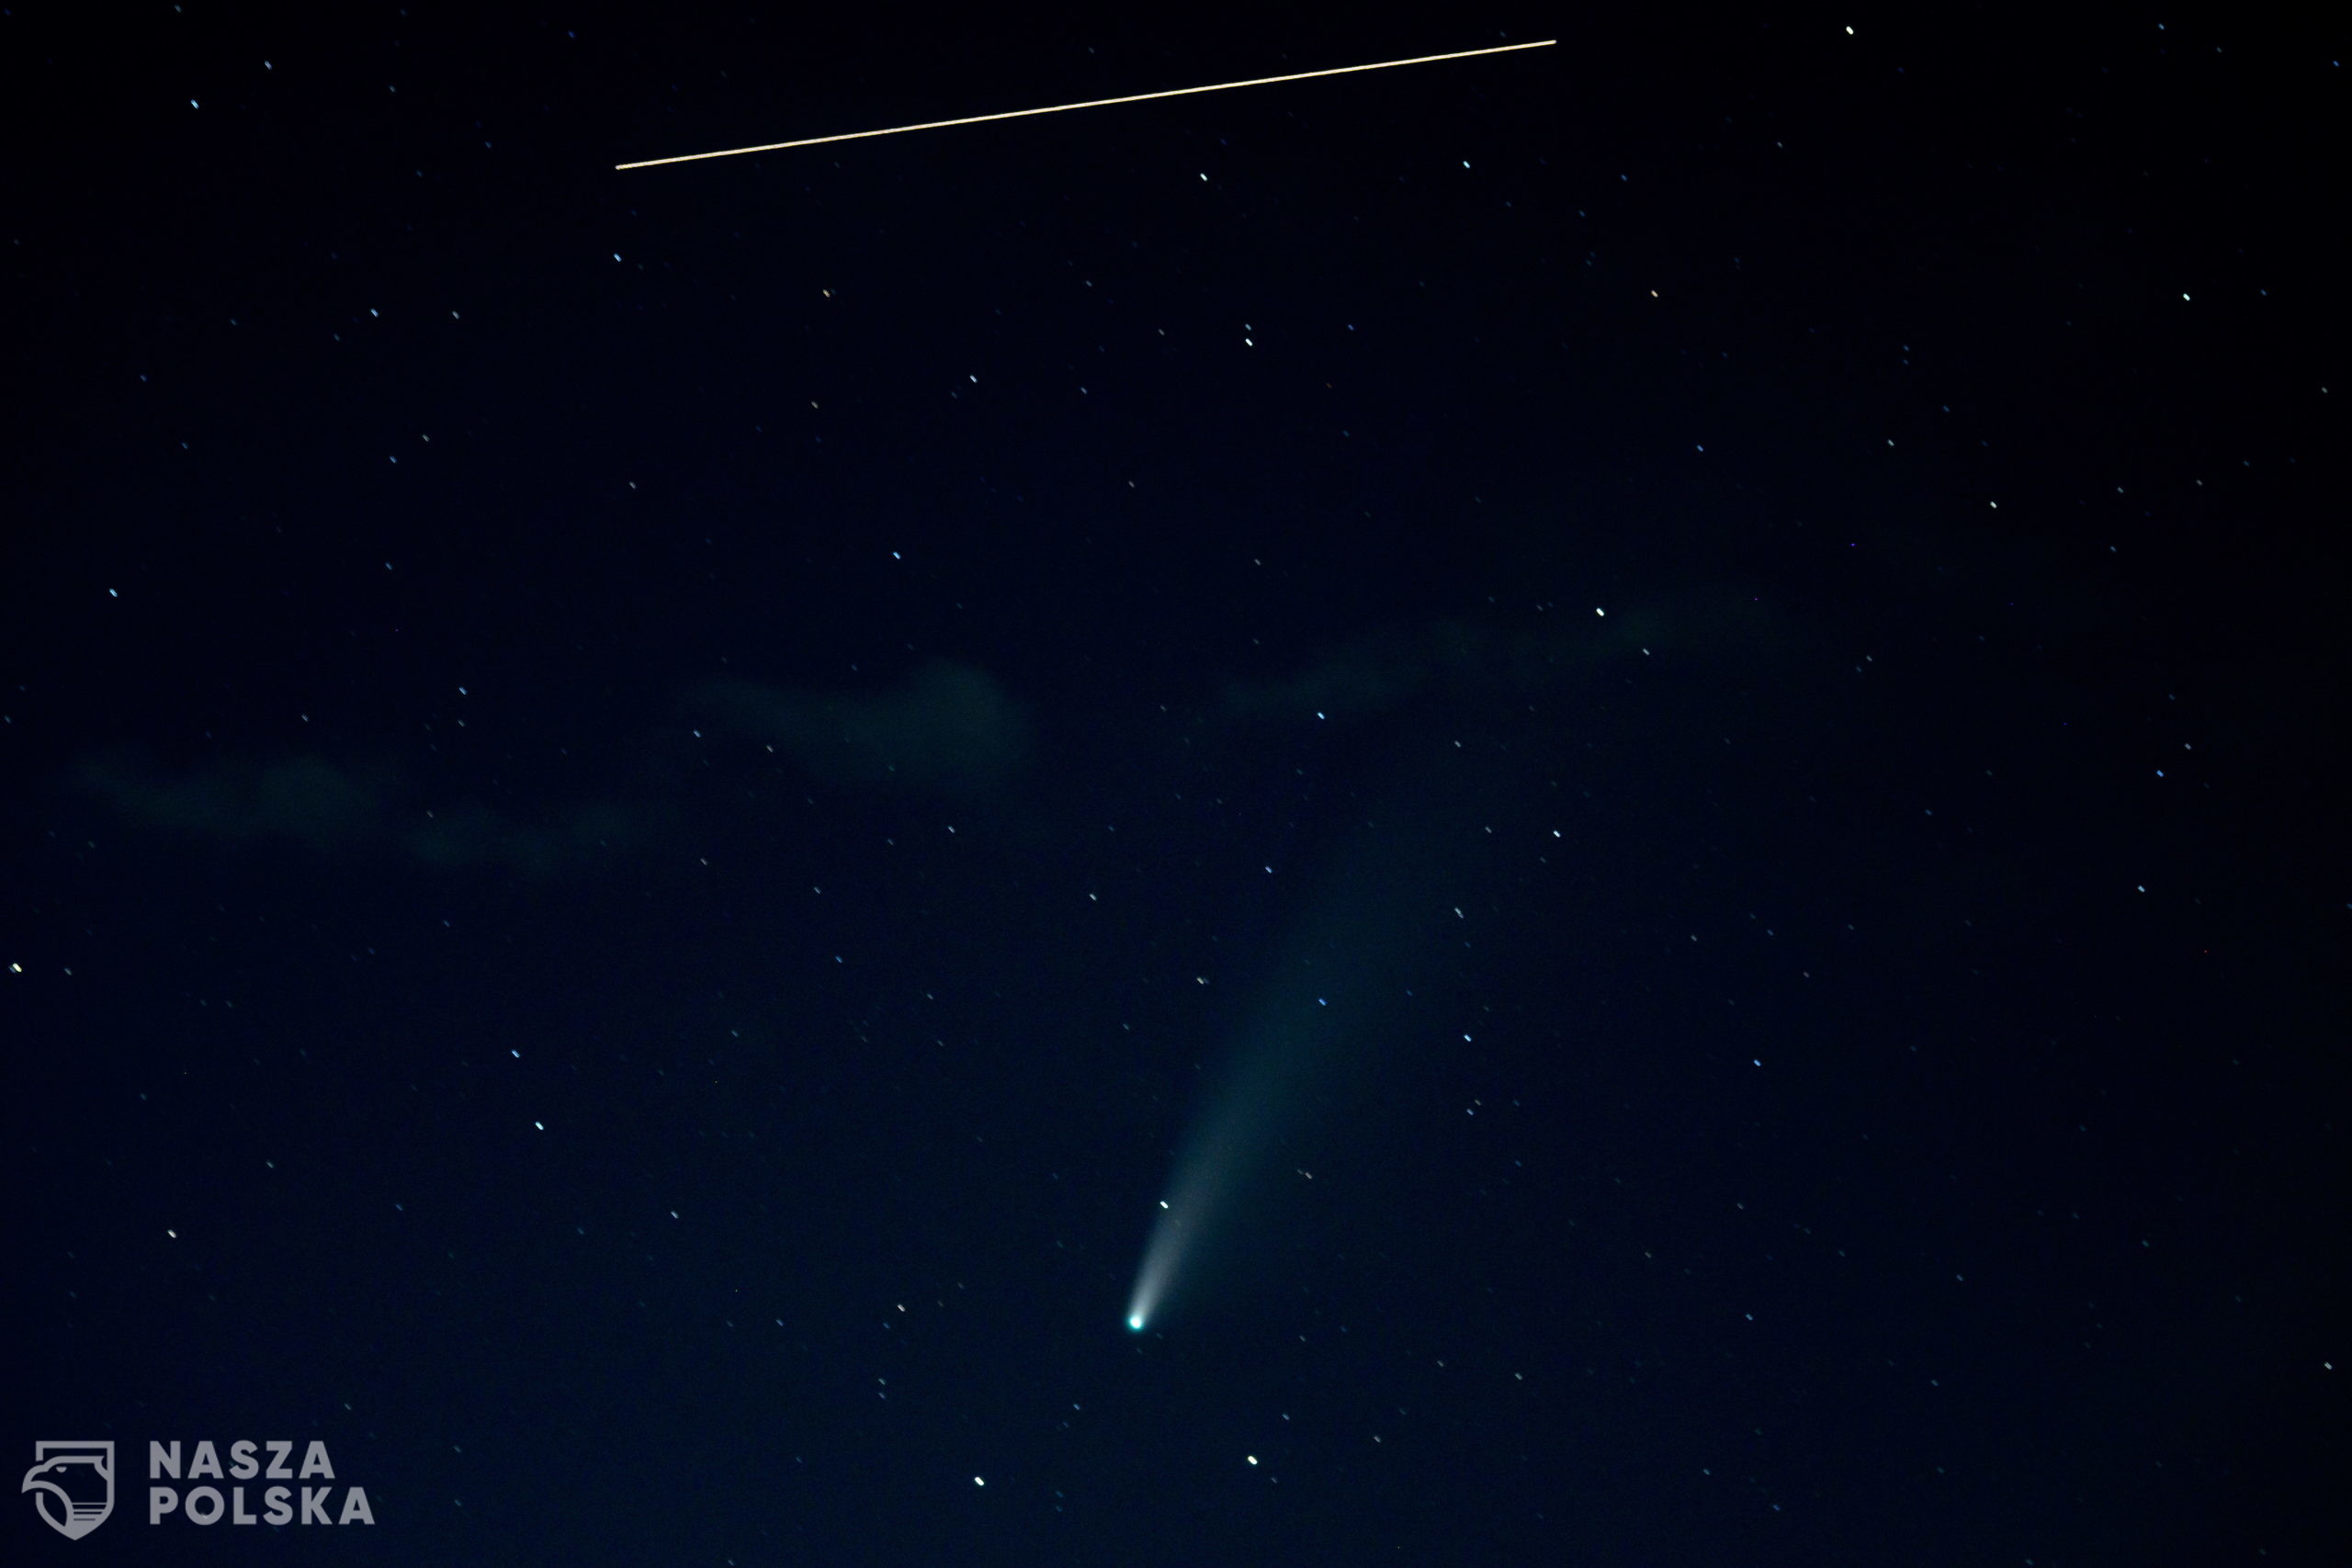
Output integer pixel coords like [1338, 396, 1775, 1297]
[148, 1440, 374, 1526]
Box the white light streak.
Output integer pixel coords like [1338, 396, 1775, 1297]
[616, 40, 1555, 170]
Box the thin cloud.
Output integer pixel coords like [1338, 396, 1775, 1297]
[689, 659, 1031, 792]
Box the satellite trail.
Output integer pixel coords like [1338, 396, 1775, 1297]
[616, 39, 1555, 170]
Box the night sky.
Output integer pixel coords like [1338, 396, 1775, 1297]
[4, 8, 2346, 1564]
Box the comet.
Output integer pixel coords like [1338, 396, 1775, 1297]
[1122, 990, 1329, 1334]
[1125, 1187, 1207, 1333]
[1120, 759, 1480, 1334]
[616, 39, 1555, 170]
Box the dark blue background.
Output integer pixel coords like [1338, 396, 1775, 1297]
[4, 7, 2343, 1562]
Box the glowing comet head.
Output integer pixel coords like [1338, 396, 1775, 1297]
[1125, 1202, 1179, 1332]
